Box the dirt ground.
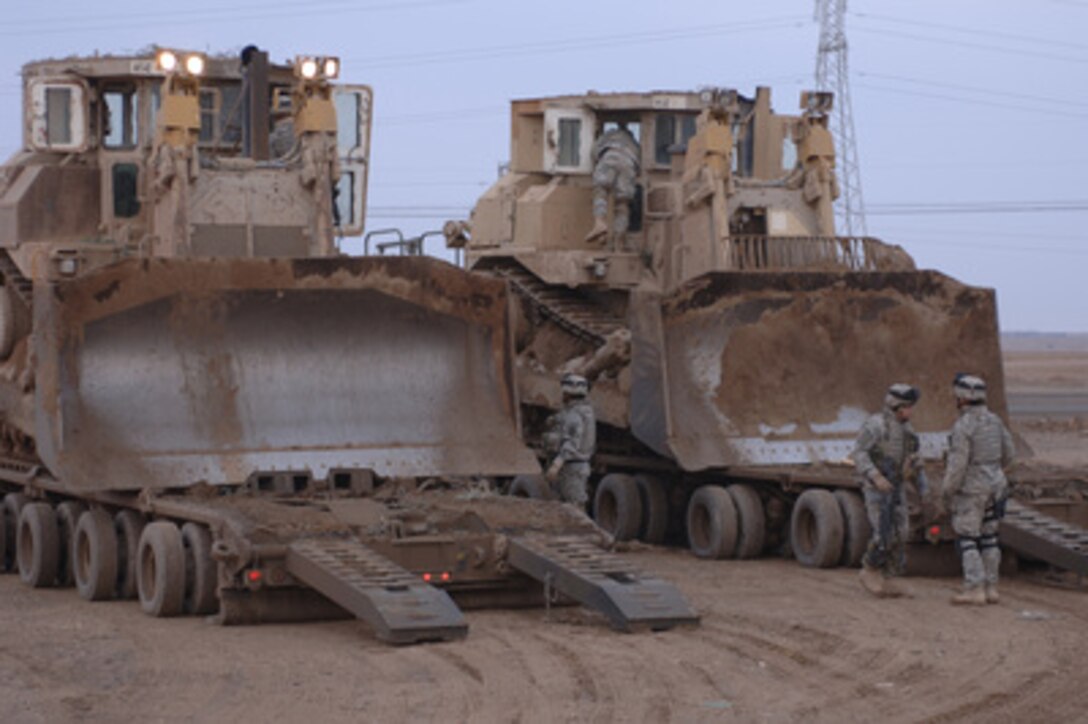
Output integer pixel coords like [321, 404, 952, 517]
[1, 338, 1086, 723]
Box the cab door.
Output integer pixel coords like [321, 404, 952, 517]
[333, 85, 373, 236]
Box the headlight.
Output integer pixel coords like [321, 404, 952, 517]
[300, 58, 318, 79]
[185, 54, 205, 76]
[323, 57, 340, 79]
[156, 50, 178, 72]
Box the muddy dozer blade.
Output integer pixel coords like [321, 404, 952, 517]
[629, 271, 1006, 471]
[33, 257, 538, 492]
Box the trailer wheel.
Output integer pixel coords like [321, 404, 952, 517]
[17, 503, 60, 587]
[114, 510, 146, 600]
[74, 509, 119, 601]
[594, 473, 643, 542]
[686, 486, 738, 559]
[509, 474, 553, 500]
[55, 501, 87, 587]
[634, 474, 669, 544]
[137, 522, 186, 617]
[181, 523, 219, 616]
[2, 493, 29, 572]
[727, 484, 766, 559]
[834, 490, 871, 568]
[790, 489, 845, 568]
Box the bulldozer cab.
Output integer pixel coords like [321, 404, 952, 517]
[453, 88, 872, 292]
[8, 48, 371, 274]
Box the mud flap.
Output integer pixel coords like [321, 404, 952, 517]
[630, 271, 1006, 470]
[33, 257, 539, 492]
[506, 535, 700, 631]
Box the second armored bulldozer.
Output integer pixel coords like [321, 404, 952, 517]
[450, 87, 1010, 567]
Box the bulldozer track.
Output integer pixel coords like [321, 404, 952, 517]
[0, 250, 33, 307]
[485, 261, 624, 346]
[1001, 500, 1088, 578]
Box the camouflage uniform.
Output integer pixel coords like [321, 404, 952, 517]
[942, 378, 1014, 599]
[547, 396, 596, 507]
[590, 128, 640, 238]
[852, 401, 916, 577]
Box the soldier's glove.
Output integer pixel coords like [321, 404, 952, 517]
[871, 472, 893, 494]
[993, 496, 1008, 520]
[545, 459, 562, 482]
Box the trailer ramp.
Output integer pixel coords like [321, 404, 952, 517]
[286, 537, 468, 644]
[1001, 501, 1088, 578]
[507, 536, 699, 631]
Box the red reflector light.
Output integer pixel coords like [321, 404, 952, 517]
[929, 526, 940, 536]
[247, 569, 262, 582]
[440, 572, 451, 582]
[422, 572, 432, 582]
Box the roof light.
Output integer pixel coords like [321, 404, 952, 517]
[156, 50, 178, 72]
[323, 57, 340, 79]
[185, 54, 205, 76]
[300, 58, 318, 79]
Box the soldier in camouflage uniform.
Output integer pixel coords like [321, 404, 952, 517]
[942, 374, 1015, 605]
[852, 383, 925, 598]
[585, 125, 640, 248]
[544, 374, 596, 508]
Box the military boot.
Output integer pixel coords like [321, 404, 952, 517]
[951, 586, 987, 606]
[858, 565, 885, 597]
[584, 219, 608, 243]
[984, 583, 1000, 604]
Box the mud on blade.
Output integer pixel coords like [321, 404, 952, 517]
[630, 270, 1006, 471]
[34, 257, 538, 492]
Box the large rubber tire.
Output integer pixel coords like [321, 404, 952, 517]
[509, 474, 554, 500]
[593, 473, 643, 542]
[137, 521, 186, 617]
[686, 485, 738, 559]
[181, 523, 219, 616]
[634, 474, 669, 544]
[727, 484, 766, 559]
[55, 501, 87, 587]
[790, 489, 845, 568]
[114, 510, 146, 600]
[74, 509, 119, 601]
[2, 493, 29, 573]
[834, 490, 872, 568]
[17, 503, 60, 587]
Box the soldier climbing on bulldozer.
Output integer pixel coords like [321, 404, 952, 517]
[584, 123, 640, 249]
[853, 383, 927, 598]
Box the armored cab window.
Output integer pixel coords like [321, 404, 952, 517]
[28, 80, 88, 152]
[102, 88, 139, 149]
[199, 89, 218, 143]
[557, 118, 582, 167]
[653, 113, 697, 165]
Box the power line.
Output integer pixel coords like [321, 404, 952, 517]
[868, 200, 1088, 215]
[852, 11, 1088, 52]
[0, 0, 470, 37]
[857, 71, 1088, 110]
[855, 82, 1088, 119]
[345, 17, 808, 70]
[852, 26, 1088, 65]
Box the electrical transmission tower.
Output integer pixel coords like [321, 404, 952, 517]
[814, 0, 867, 236]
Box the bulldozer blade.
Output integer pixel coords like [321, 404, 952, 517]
[629, 271, 1006, 471]
[33, 257, 539, 492]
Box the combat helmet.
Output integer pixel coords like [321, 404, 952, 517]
[560, 373, 589, 398]
[884, 382, 920, 410]
[953, 374, 987, 403]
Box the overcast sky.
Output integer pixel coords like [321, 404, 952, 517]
[2, 0, 1085, 331]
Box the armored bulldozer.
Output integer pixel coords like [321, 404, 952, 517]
[0, 49, 698, 644]
[450, 87, 1017, 569]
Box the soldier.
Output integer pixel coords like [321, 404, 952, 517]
[942, 374, 1015, 605]
[584, 124, 640, 248]
[853, 383, 925, 598]
[544, 373, 596, 508]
